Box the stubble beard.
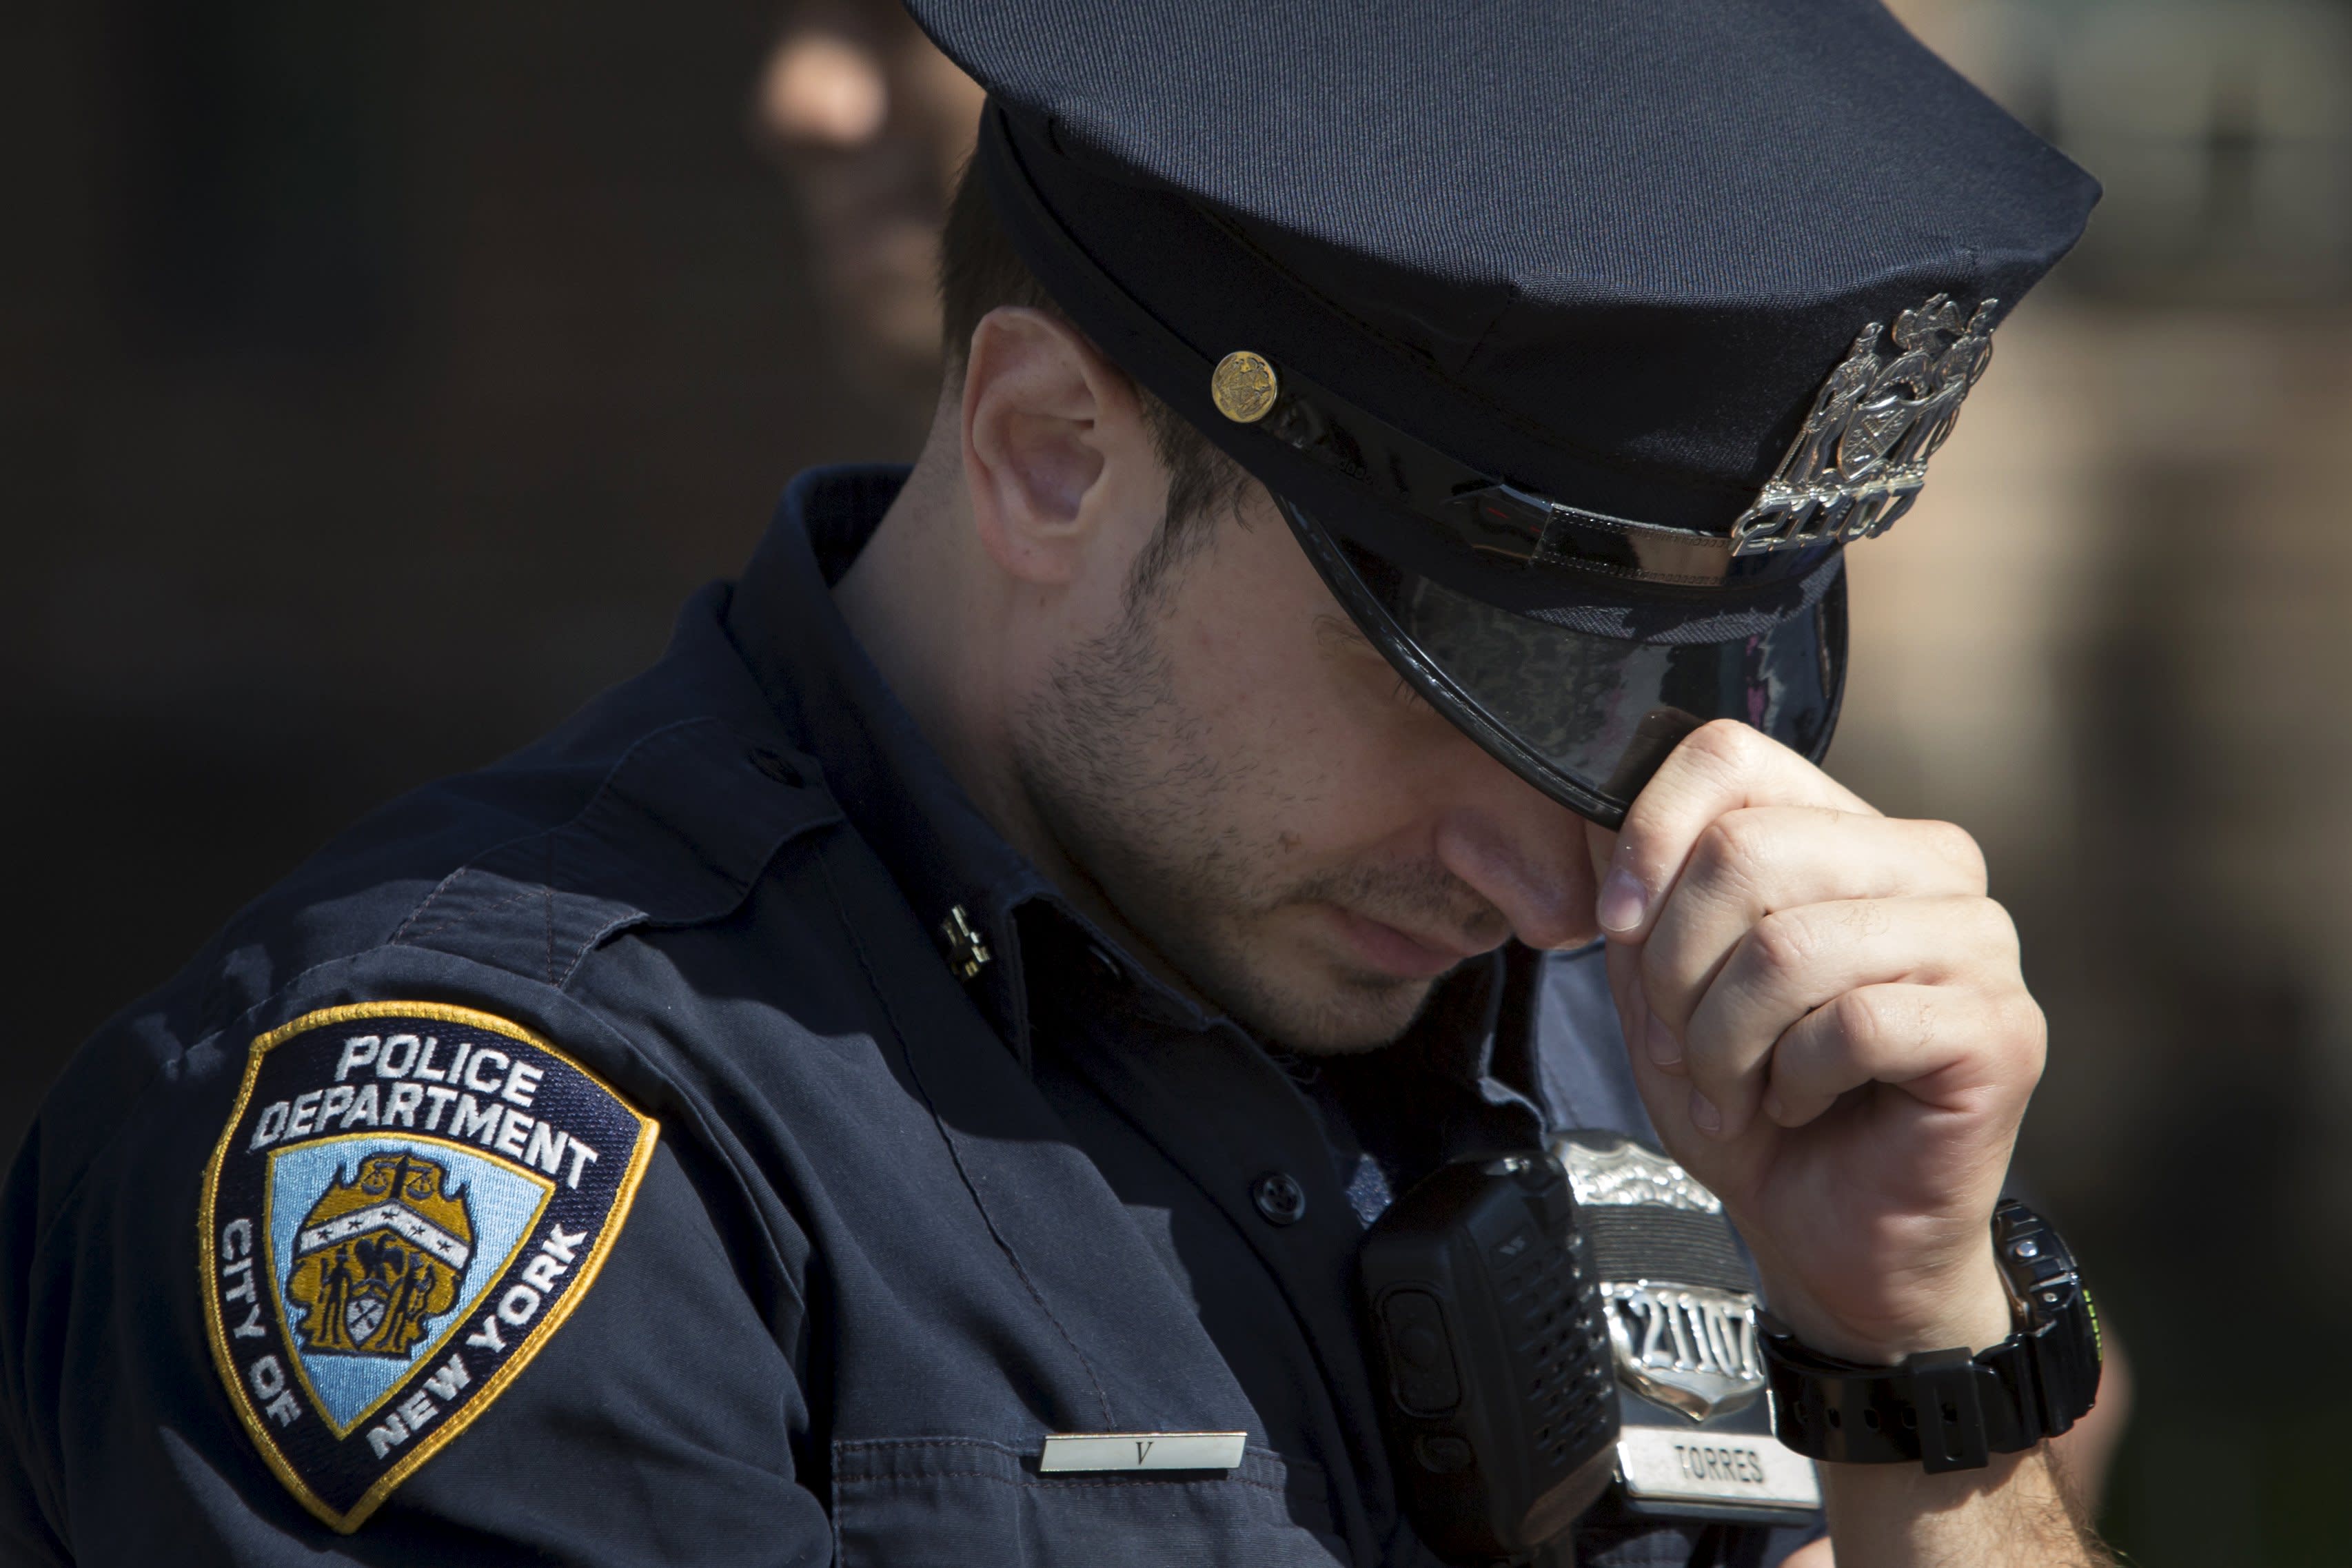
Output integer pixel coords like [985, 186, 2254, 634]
[1011, 589, 1494, 1055]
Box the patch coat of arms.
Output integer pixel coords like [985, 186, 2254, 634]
[201, 1001, 658, 1532]
[286, 1150, 475, 1359]
[252, 1130, 557, 1454]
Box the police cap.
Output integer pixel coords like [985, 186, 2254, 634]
[908, 0, 2100, 825]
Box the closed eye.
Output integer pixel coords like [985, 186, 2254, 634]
[1315, 613, 1434, 714]
[1388, 671, 1433, 713]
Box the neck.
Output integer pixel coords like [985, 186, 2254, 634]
[833, 427, 1008, 830]
[831, 420, 1202, 1002]
[829, 422, 1071, 882]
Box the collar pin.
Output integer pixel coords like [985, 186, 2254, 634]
[940, 904, 993, 981]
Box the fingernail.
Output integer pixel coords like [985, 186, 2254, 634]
[1597, 866, 1648, 933]
[1688, 1090, 1723, 1134]
[1644, 1016, 1682, 1068]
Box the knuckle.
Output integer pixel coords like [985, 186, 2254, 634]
[1688, 814, 1767, 896]
[1835, 899, 1894, 939]
[1690, 717, 1767, 774]
[1921, 817, 1989, 889]
[1971, 897, 2022, 960]
[1745, 908, 1818, 979]
[1723, 805, 1785, 861]
[1832, 988, 1892, 1054]
[1687, 817, 1738, 881]
[1830, 986, 1932, 1062]
[1998, 990, 2049, 1060]
[1958, 988, 2046, 1092]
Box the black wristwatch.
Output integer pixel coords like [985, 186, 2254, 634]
[1761, 1200, 2102, 1474]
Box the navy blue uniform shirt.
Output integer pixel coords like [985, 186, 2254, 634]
[1, 468, 1821, 1565]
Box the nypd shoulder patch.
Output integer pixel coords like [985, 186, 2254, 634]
[199, 1001, 658, 1532]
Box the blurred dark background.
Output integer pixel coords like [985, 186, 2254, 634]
[3, 1, 2347, 1562]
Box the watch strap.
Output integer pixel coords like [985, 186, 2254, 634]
[1763, 1317, 2070, 1472]
[1762, 1201, 2102, 1474]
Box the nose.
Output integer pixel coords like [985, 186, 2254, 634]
[1431, 792, 1597, 952]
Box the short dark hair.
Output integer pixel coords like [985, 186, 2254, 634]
[940, 156, 1248, 597]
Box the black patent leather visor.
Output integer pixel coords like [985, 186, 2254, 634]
[1280, 498, 1848, 829]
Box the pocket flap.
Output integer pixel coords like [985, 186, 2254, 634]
[831, 1436, 1346, 1567]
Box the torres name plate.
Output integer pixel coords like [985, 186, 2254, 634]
[1616, 1425, 1823, 1511]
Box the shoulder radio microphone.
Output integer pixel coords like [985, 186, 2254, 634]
[1358, 1152, 1620, 1565]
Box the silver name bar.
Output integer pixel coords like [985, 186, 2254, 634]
[1037, 1432, 1248, 1474]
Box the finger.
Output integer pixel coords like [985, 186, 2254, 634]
[1584, 815, 1616, 899]
[1763, 982, 2046, 1129]
[1639, 808, 1989, 1041]
[1595, 720, 1877, 944]
[1603, 929, 1651, 1067]
[1611, 937, 1718, 1154]
[1679, 895, 2021, 1137]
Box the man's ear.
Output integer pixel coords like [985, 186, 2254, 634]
[960, 306, 1157, 587]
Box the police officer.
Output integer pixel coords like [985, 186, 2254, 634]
[1, 1, 2112, 1564]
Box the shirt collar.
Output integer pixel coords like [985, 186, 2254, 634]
[724, 465, 1054, 1059]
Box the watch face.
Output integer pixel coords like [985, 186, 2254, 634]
[1990, 1201, 2104, 1444]
[1992, 1199, 2091, 1332]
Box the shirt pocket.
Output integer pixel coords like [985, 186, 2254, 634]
[830, 1436, 1349, 1567]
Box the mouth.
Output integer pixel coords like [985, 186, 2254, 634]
[1320, 904, 1492, 981]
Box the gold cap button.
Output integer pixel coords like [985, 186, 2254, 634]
[1210, 350, 1279, 423]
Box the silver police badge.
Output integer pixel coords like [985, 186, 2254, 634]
[1730, 294, 1999, 556]
[1552, 1137, 1765, 1423]
[1553, 1134, 1821, 1523]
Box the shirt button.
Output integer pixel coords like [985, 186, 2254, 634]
[1251, 1171, 1308, 1226]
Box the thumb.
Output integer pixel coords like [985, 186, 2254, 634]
[1590, 817, 1646, 949]
[1586, 817, 1640, 1026]
[1602, 934, 1654, 1087]
[1603, 934, 1725, 1188]
[1583, 817, 1619, 926]
[1588, 817, 1656, 1079]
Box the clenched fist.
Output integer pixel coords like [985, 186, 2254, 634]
[1586, 720, 2043, 1367]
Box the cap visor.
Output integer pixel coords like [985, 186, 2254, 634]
[1279, 500, 1847, 828]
